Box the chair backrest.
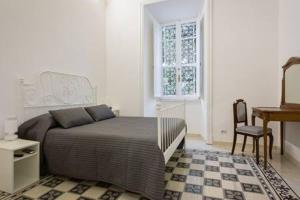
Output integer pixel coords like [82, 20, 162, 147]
[233, 99, 248, 128]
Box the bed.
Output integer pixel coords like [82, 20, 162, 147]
[17, 72, 187, 200]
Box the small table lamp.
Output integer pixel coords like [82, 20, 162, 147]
[4, 116, 18, 141]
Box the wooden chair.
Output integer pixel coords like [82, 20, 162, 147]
[232, 99, 273, 164]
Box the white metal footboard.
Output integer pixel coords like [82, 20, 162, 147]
[157, 103, 187, 163]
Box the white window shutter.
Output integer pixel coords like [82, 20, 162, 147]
[154, 23, 162, 98]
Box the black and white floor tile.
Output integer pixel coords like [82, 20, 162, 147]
[1, 149, 299, 200]
[0, 191, 10, 200]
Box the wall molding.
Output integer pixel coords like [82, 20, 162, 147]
[285, 140, 300, 163]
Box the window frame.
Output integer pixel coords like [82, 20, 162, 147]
[157, 18, 201, 101]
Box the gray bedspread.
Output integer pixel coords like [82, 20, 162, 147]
[18, 115, 185, 200]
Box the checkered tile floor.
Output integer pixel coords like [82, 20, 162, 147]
[1, 149, 299, 200]
[164, 150, 273, 200]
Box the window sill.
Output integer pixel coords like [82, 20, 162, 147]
[156, 96, 201, 102]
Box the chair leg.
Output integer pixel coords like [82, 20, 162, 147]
[269, 133, 274, 159]
[252, 137, 255, 153]
[242, 135, 247, 152]
[231, 133, 237, 155]
[256, 138, 260, 165]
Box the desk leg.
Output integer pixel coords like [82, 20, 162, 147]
[263, 120, 268, 169]
[280, 121, 284, 155]
[251, 115, 256, 154]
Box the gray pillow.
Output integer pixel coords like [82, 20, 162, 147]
[85, 104, 115, 121]
[49, 107, 94, 128]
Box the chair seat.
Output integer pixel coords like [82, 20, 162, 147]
[236, 126, 272, 136]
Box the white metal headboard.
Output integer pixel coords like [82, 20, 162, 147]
[20, 71, 97, 121]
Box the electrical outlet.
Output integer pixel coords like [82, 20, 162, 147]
[221, 130, 227, 134]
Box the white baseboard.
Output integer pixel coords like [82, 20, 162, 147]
[285, 140, 300, 163]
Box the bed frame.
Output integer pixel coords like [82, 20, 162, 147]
[20, 71, 187, 163]
[157, 103, 186, 163]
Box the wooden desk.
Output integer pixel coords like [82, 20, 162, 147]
[252, 107, 300, 169]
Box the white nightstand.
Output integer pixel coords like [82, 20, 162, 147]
[0, 139, 39, 193]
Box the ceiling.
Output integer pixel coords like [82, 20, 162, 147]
[145, 0, 204, 24]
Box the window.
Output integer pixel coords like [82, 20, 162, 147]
[156, 20, 200, 99]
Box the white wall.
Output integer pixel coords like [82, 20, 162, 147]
[105, 0, 142, 116]
[0, 0, 106, 134]
[278, 0, 300, 161]
[212, 0, 280, 143]
[185, 102, 205, 135]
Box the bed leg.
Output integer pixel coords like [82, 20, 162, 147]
[177, 137, 185, 149]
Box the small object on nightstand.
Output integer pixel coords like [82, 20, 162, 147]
[111, 107, 120, 117]
[109, 106, 120, 117]
[14, 153, 24, 158]
[113, 109, 120, 117]
[4, 116, 18, 141]
[22, 149, 35, 154]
